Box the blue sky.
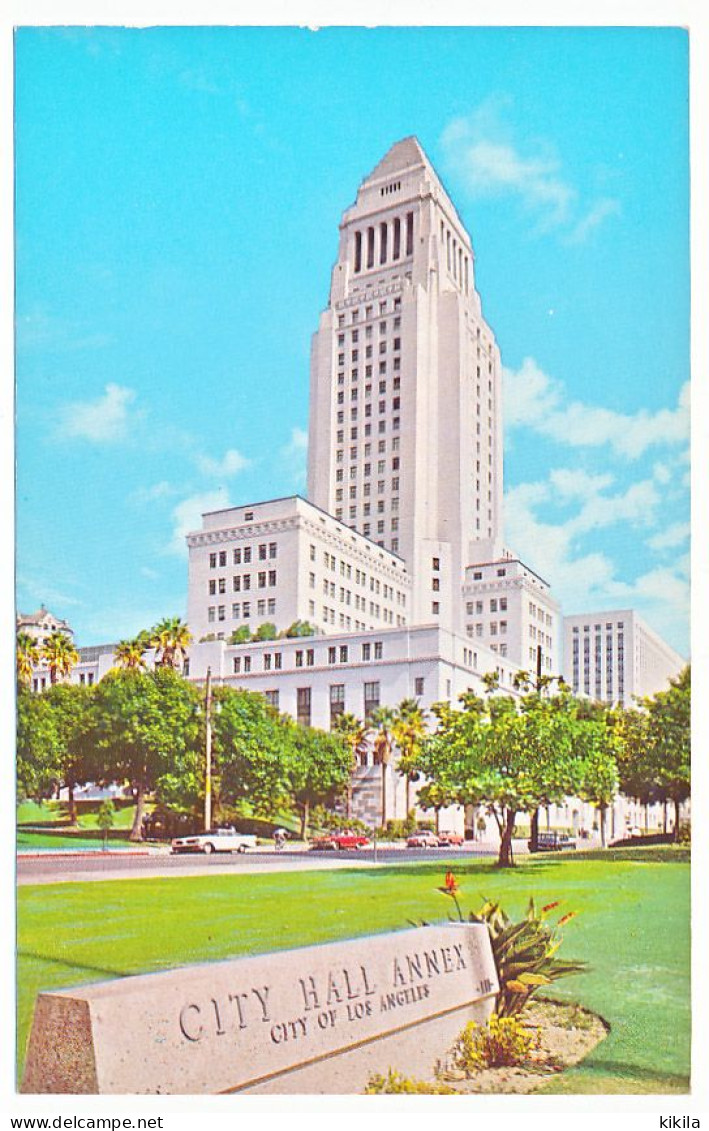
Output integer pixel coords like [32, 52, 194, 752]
[14, 26, 690, 655]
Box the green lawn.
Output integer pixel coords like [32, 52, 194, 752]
[16, 847, 690, 1093]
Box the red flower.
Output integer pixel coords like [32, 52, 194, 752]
[557, 911, 577, 926]
[444, 871, 459, 893]
[542, 901, 561, 913]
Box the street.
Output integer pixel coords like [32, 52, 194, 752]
[17, 843, 501, 885]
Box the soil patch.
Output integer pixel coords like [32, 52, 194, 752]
[436, 1000, 608, 1094]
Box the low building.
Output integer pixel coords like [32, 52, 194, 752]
[461, 555, 561, 675]
[186, 495, 412, 644]
[563, 609, 685, 706]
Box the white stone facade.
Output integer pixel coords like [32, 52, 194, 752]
[563, 609, 685, 707]
[307, 138, 504, 634]
[462, 555, 561, 675]
[186, 495, 411, 644]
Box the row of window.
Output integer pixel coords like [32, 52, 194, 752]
[470, 566, 508, 581]
[466, 597, 508, 615]
[467, 620, 508, 637]
[208, 599, 277, 623]
[208, 571, 277, 595]
[440, 219, 470, 295]
[209, 543, 277, 569]
[337, 297, 402, 328]
[353, 214, 414, 273]
[232, 641, 387, 676]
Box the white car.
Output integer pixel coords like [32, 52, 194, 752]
[171, 828, 257, 855]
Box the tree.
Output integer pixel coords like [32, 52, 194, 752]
[284, 620, 316, 638]
[16, 632, 39, 686]
[371, 706, 397, 825]
[392, 698, 428, 815]
[213, 687, 294, 816]
[616, 667, 690, 840]
[96, 799, 116, 850]
[44, 683, 97, 824]
[410, 690, 590, 867]
[150, 617, 192, 669]
[252, 622, 278, 642]
[16, 685, 59, 802]
[89, 667, 201, 840]
[574, 702, 620, 846]
[113, 637, 149, 671]
[289, 725, 352, 839]
[41, 632, 79, 685]
[228, 626, 252, 644]
[333, 713, 371, 819]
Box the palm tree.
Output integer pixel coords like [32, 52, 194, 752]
[333, 713, 371, 819]
[371, 706, 397, 826]
[393, 697, 428, 815]
[150, 617, 192, 669]
[113, 636, 148, 671]
[16, 632, 39, 685]
[41, 632, 79, 685]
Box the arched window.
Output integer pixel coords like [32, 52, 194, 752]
[367, 227, 375, 269]
[354, 231, 362, 273]
[406, 211, 414, 256]
[393, 218, 401, 259]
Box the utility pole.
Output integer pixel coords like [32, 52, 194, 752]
[204, 666, 212, 832]
[529, 645, 544, 853]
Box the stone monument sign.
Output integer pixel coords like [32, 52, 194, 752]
[22, 923, 499, 1094]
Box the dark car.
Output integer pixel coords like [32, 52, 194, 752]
[528, 831, 577, 853]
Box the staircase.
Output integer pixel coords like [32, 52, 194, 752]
[350, 765, 387, 827]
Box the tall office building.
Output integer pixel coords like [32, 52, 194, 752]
[308, 137, 504, 633]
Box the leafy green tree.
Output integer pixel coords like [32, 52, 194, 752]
[284, 620, 316, 638]
[212, 687, 294, 815]
[41, 632, 80, 685]
[44, 683, 97, 824]
[16, 632, 40, 686]
[89, 668, 201, 840]
[573, 702, 620, 846]
[252, 622, 278, 642]
[228, 626, 252, 644]
[96, 799, 116, 850]
[289, 725, 352, 839]
[411, 690, 589, 867]
[16, 685, 59, 802]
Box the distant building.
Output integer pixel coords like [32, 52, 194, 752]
[563, 610, 685, 706]
[17, 605, 74, 647]
[462, 555, 561, 675]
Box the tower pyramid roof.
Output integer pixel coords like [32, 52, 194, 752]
[365, 136, 433, 182]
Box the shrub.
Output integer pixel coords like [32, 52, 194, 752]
[475, 897, 587, 1016]
[678, 820, 691, 844]
[452, 1014, 538, 1070]
[365, 1069, 458, 1094]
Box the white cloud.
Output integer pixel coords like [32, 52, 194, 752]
[504, 358, 689, 459]
[440, 102, 618, 238]
[549, 468, 614, 501]
[504, 472, 689, 655]
[57, 383, 136, 443]
[647, 522, 691, 552]
[280, 427, 309, 487]
[196, 449, 251, 479]
[132, 481, 176, 504]
[167, 489, 230, 556]
[566, 198, 621, 245]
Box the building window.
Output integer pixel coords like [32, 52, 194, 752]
[264, 690, 279, 709]
[374, 641, 383, 660]
[330, 684, 345, 725]
[339, 645, 349, 663]
[306, 649, 315, 667]
[415, 676, 425, 696]
[209, 553, 217, 568]
[362, 642, 371, 661]
[364, 681, 380, 720]
[297, 687, 312, 727]
[432, 602, 439, 615]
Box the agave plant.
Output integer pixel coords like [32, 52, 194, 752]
[473, 896, 587, 1017]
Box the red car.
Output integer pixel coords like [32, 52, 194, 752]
[406, 832, 441, 848]
[437, 831, 465, 847]
[310, 830, 370, 851]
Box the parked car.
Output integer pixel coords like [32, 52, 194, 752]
[437, 831, 464, 847]
[528, 831, 577, 853]
[406, 831, 441, 848]
[171, 827, 258, 855]
[309, 830, 370, 850]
